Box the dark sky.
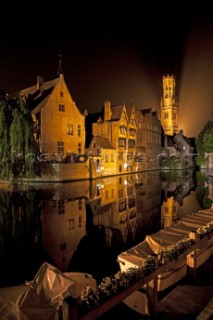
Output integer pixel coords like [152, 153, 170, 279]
[1, 4, 213, 137]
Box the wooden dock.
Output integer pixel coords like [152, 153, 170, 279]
[96, 254, 213, 320]
[154, 254, 213, 320]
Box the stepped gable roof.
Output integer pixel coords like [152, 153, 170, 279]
[126, 104, 134, 120]
[110, 105, 124, 121]
[8, 77, 60, 113]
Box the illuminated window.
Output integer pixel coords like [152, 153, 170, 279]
[119, 126, 127, 134]
[118, 138, 126, 147]
[118, 152, 123, 160]
[59, 104, 65, 112]
[119, 189, 123, 198]
[130, 119, 136, 126]
[129, 128, 136, 136]
[78, 125, 81, 136]
[67, 124, 73, 135]
[78, 143, 82, 154]
[128, 198, 136, 208]
[120, 214, 127, 224]
[127, 152, 133, 160]
[119, 199, 126, 212]
[57, 141, 64, 157]
[128, 140, 135, 148]
[68, 218, 75, 230]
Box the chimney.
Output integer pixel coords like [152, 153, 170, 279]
[37, 75, 43, 89]
[104, 100, 111, 121]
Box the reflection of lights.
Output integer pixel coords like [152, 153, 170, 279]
[124, 179, 130, 186]
[97, 183, 104, 191]
[124, 163, 128, 169]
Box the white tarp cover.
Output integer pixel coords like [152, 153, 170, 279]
[0, 262, 77, 320]
[29, 262, 76, 309]
[0, 285, 60, 320]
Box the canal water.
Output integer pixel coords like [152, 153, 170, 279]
[0, 168, 212, 288]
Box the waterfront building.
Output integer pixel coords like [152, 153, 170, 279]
[10, 73, 86, 160]
[92, 100, 137, 174]
[5, 70, 196, 182]
[136, 107, 162, 171]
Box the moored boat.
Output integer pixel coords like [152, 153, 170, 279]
[117, 206, 213, 316]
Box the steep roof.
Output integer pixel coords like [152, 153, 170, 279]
[110, 105, 124, 121]
[8, 77, 61, 113]
[126, 104, 134, 120]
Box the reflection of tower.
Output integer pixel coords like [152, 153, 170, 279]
[160, 74, 178, 136]
[161, 196, 179, 227]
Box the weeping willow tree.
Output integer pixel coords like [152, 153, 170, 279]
[0, 90, 12, 179]
[0, 90, 40, 179]
[10, 98, 40, 178]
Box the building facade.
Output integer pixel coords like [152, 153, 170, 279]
[11, 74, 85, 160]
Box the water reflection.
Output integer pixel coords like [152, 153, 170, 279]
[0, 169, 212, 287]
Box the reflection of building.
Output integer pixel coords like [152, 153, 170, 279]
[161, 196, 179, 227]
[160, 170, 195, 226]
[42, 197, 87, 271]
[135, 171, 162, 235]
[90, 172, 162, 247]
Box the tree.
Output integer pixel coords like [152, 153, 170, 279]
[0, 91, 40, 179]
[10, 98, 40, 178]
[196, 119, 213, 166]
[0, 90, 12, 179]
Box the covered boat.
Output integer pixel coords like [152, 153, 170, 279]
[0, 262, 97, 320]
[117, 207, 213, 315]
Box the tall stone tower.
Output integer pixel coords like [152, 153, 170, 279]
[160, 74, 178, 136]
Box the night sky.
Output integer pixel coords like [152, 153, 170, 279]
[1, 4, 213, 138]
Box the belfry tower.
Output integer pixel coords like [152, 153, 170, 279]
[160, 74, 178, 136]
